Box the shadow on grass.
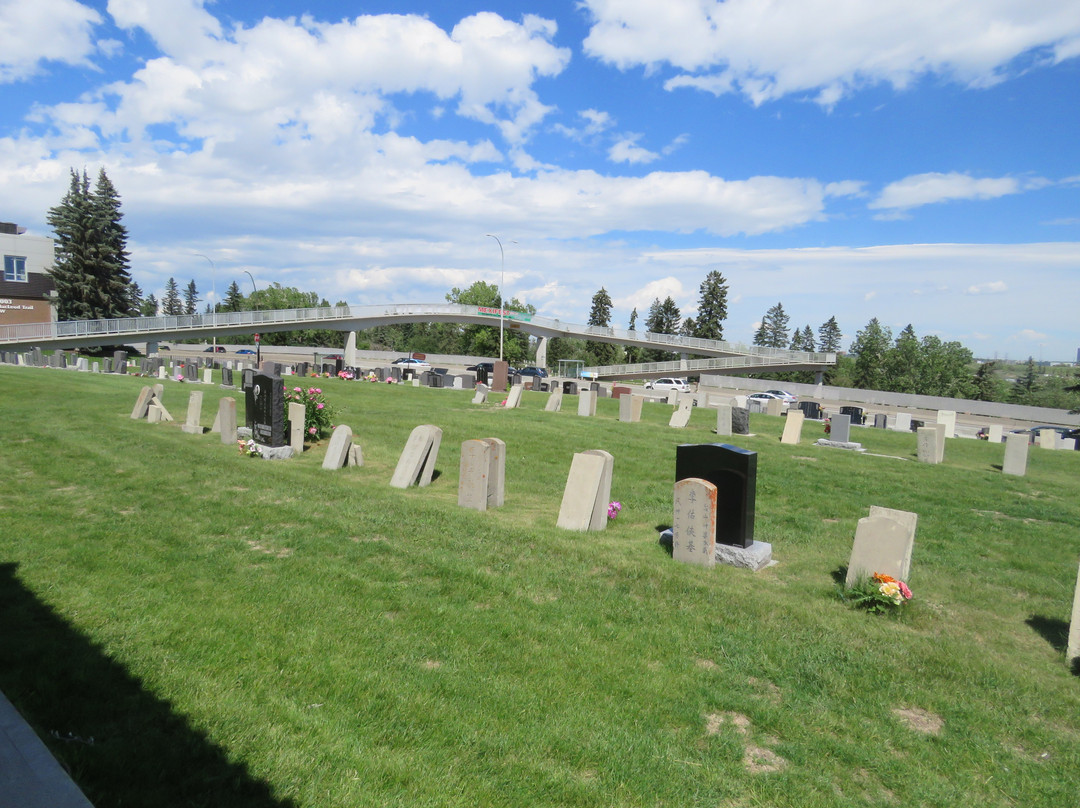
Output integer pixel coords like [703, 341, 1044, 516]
[831, 566, 849, 586]
[991, 464, 1004, 471]
[0, 563, 296, 808]
[1025, 614, 1069, 653]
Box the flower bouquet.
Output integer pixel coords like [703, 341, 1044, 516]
[843, 571, 913, 614]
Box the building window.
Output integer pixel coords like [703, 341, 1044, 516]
[4, 255, 26, 282]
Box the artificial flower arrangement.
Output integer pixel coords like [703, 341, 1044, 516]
[843, 571, 913, 615]
[607, 501, 622, 520]
[237, 439, 261, 458]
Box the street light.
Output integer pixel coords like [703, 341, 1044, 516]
[485, 234, 516, 362]
[194, 253, 216, 347]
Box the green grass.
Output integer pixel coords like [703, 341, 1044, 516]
[1, 366, 1079, 807]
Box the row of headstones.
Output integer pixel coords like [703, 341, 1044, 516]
[2, 348, 130, 372]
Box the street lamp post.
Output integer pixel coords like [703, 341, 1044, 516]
[485, 234, 517, 362]
[195, 253, 216, 347]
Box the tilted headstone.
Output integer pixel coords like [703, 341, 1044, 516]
[1002, 432, 1029, 476]
[845, 507, 917, 586]
[669, 397, 693, 428]
[288, 402, 306, 453]
[937, 410, 957, 438]
[715, 404, 732, 436]
[182, 391, 204, 434]
[830, 413, 852, 443]
[458, 439, 493, 511]
[672, 477, 717, 567]
[390, 425, 443, 488]
[482, 437, 506, 509]
[766, 398, 783, 417]
[916, 427, 940, 464]
[545, 390, 563, 412]
[556, 450, 613, 531]
[247, 372, 286, 446]
[130, 386, 155, 419]
[1068, 559, 1080, 671]
[780, 411, 805, 445]
[986, 424, 1003, 443]
[472, 383, 489, 405]
[675, 443, 756, 549]
[217, 397, 238, 444]
[619, 394, 643, 423]
[731, 406, 750, 435]
[577, 389, 597, 417]
[505, 385, 523, 409]
[322, 424, 354, 470]
[147, 404, 164, 423]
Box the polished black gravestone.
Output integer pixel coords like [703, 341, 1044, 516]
[246, 372, 286, 446]
[675, 443, 757, 548]
[798, 400, 823, 420]
[839, 405, 865, 425]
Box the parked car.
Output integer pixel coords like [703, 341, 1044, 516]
[747, 392, 782, 402]
[646, 378, 690, 393]
[764, 389, 798, 403]
[324, 354, 343, 361]
[392, 357, 430, 369]
[1011, 425, 1079, 445]
[236, 349, 256, 355]
[203, 345, 226, 353]
[518, 367, 548, 378]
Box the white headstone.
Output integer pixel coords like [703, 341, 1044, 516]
[390, 425, 443, 488]
[1038, 429, 1057, 450]
[893, 412, 911, 432]
[482, 437, 506, 509]
[202, 368, 213, 385]
[577, 390, 597, 417]
[937, 410, 956, 438]
[472, 383, 488, 405]
[780, 411, 805, 445]
[669, 397, 693, 428]
[987, 424, 1003, 443]
[581, 449, 614, 531]
[322, 424, 354, 470]
[672, 478, 717, 567]
[345, 331, 358, 366]
[1068, 558, 1080, 671]
[217, 397, 237, 444]
[619, 394, 643, 423]
[458, 439, 493, 511]
[505, 385, 523, 409]
[131, 386, 155, 419]
[845, 510, 917, 587]
[766, 398, 783, 417]
[545, 390, 563, 412]
[1002, 432, 1029, 476]
[1062, 438, 1076, 451]
[916, 426, 940, 464]
[934, 423, 947, 462]
[181, 391, 204, 434]
[556, 450, 613, 532]
[715, 404, 732, 436]
[289, 402, 306, 453]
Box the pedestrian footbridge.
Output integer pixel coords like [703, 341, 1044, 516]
[0, 302, 834, 378]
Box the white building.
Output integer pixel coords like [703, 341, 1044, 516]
[0, 222, 57, 326]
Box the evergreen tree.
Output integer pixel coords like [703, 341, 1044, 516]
[91, 167, 131, 315]
[183, 279, 199, 315]
[800, 325, 815, 352]
[753, 302, 790, 348]
[817, 316, 842, 352]
[163, 277, 183, 315]
[850, 317, 892, 390]
[644, 296, 681, 362]
[679, 317, 696, 337]
[586, 287, 617, 365]
[140, 293, 159, 317]
[883, 324, 921, 393]
[972, 362, 1006, 402]
[1011, 357, 1039, 403]
[222, 281, 244, 312]
[692, 270, 728, 341]
[127, 281, 143, 317]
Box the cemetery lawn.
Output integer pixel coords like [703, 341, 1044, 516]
[3, 366, 1080, 808]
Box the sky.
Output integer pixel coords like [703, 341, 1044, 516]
[2, 0, 1079, 361]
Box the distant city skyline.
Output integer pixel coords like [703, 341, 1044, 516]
[1, 0, 1078, 359]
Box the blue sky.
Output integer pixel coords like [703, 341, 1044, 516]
[2, 0, 1079, 360]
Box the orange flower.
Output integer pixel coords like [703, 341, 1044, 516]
[872, 572, 896, 584]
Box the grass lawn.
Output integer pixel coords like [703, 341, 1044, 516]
[1, 365, 1078, 807]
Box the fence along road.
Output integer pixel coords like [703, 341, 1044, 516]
[0, 303, 834, 378]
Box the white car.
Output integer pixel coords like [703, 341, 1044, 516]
[764, 389, 798, 403]
[646, 377, 690, 393]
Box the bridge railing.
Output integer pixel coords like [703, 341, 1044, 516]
[586, 351, 836, 377]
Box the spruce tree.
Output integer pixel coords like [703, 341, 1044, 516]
[850, 317, 892, 390]
[140, 293, 159, 317]
[586, 287, 616, 365]
[222, 281, 244, 312]
[817, 316, 842, 352]
[753, 302, 790, 348]
[692, 270, 728, 341]
[644, 297, 681, 361]
[163, 277, 183, 315]
[183, 280, 200, 315]
[92, 168, 132, 316]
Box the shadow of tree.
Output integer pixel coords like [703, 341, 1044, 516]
[0, 563, 296, 808]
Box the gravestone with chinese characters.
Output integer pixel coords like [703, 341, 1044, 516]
[671, 478, 717, 567]
[247, 372, 286, 446]
[675, 443, 756, 549]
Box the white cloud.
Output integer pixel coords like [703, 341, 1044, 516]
[864, 291, 877, 301]
[0, 0, 102, 82]
[965, 281, 1008, 294]
[581, 0, 1080, 106]
[870, 172, 1048, 212]
[1013, 329, 1048, 341]
[608, 135, 659, 164]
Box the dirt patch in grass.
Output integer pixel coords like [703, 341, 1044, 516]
[696, 658, 718, 671]
[748, 677, 782, 703]
[705, 712, 787, 773]
[421, 659, 443, 670]
[892, 707, 943, 735]
[246, 540, 293, 558]
[792, 456, 818, 462]
[743, 744, 786, 774]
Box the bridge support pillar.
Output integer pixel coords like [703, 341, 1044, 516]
[814, 370, 824, 385]
[146, 340, 160, 355]
[345, 331, 358, 367]
[536, 336, 548, 370]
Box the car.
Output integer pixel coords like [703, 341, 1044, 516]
[646, 377, 691, 393]
[392, 357, 430, 368]
[203, 345, 226, 353]
[1011, 425, 1079, 445]
[764, 389, 798, 403]
[324, 354, 344, 361]
[518, 366, 547, 377]
[236, 349, 255, 355]
[747, 392, 782, 401]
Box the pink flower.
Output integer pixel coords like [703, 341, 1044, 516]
[314, 388, 322, 394]
[898, 581, 912, 600]
[316, 402, 324, 409]
[308, 426, 316, 435]
[293, 387, 302, 392]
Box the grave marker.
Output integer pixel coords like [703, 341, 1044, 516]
[916, 427, 940, 464]
[1038, 429, 1057, 450]
[937, 410, 957, 438]
[577, 389, 597, 417]
[556, 450, 613, 531]
[669, 397, 693, 428]
[130, 386, 155, 419]
[845, 507, 917, 587]
[181, 391, 204, 435]
[830, 413, 851, 443]
[458, 439, 493, 511]
[545, 389, 563, 412]
[247, 372, 286, 446]
[482, 437, 506, 509]
[934, 422, 947, 462]
[288, 402, 306, 453]
[390, 425, 443, 488]
[987, 424, 1003, 443]
[766, 398, 783, 417]
[715, 404, 732, 436]
[1068, 559, 1080, 672]
[1002, 432, 1029, 476]
[672, 478, 717, 567]
[780, 411, 805, 445]
[893, 412, 912, 431]
[619, 394, 643, 423]
[322, 424, 354, 470]
[217, 397, 237, 444]
[505, 385, 523, 409]
[472, 383, 489, 405]
[675, 443, 756, 549]
[731, 407, 750, 435]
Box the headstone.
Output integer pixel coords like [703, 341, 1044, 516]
[390, 425, 442, 488]
[873, 413, 888, 429]
[1068, 559, 1080, 672]
[92, 361, 100, 373]
[202, 368, 213, 385]
[766, 398, 783, 417]
[460, 373, 476, 389]
[562, 380, 578, 395]
[217, 397, 238, 444]
[157, 364, 167, 379]
[505, 385, 523, 409]
[715, 404, 732, 436]
[556, 450, 613, 531]
[675, 443, 756, 549]
[934, 422, 947, 462]
[893, 412, 912, 432]
[916, 427, 940, 464]
[780, 411, 805, 445]
[612, 385, 631, 398]
[839, 405, 864, 425]
[619, 394, 643, 423]
[182, 391, 204, 434]
[844, 508, 917, 587]
[221, 367, 235, 388]
[322, 425, 354, 470]
[147, 404, 164, 423]
[545, 390, 563, 412]
[669, 397, 693, 428]
[482, 437, 506, 509]
[577, 390, 597, 417]
[458, 439, 493, 511]
[493, 361, 509, 391]
[130, 386, 155, 419]
[247, 372, 286, 446]
[104, 358, 113, 373]
[937, 410, 957, 438]
[731, 407, 750, 435]
[1002, 432, 1029, 476]
[184, 361, 199, 382]
[349, 445, 364, 466]
[77, 357, 90, 372]
[288, 402, 306, 453]
[665, 390, 679, 405]
[1038, 429, 1057, 450]
[1062, 438, 1077, 451]
[472, 383, 489, 405]
[672, 478, 717, 567]
[452, 376, 463, 390]
[113, 350, 128, 373]
[987, 424, 1003, 443]
[830, 413, 851, 443]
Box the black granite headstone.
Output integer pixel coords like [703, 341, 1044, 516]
[675, 443, 757, 548]
[375, 367, 386, 382]
[731, 406, 750, 435]
[221, 367, 234, 387]
[562, 380, 578, 395]
[839, 405, 864, 425]
[797, 401, 822, 420]
[247, 372, 285, 447]
[390, 366, 402, 381]
[429, 372, 444, 388]
[873, 413, 888, 429]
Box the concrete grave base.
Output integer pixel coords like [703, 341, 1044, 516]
[256, 444, 295, 461]
[715, 540, 773, 572]
[815, 439, 866, 452]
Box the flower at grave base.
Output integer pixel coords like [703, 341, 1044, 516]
[309, 426, 317, 435]
[872, 572, 896, 584]
[607, 501, 622, 520]
[294, 387, 302, 392]
[879, 580, 902, 604]
[898, 581, 912, 600]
